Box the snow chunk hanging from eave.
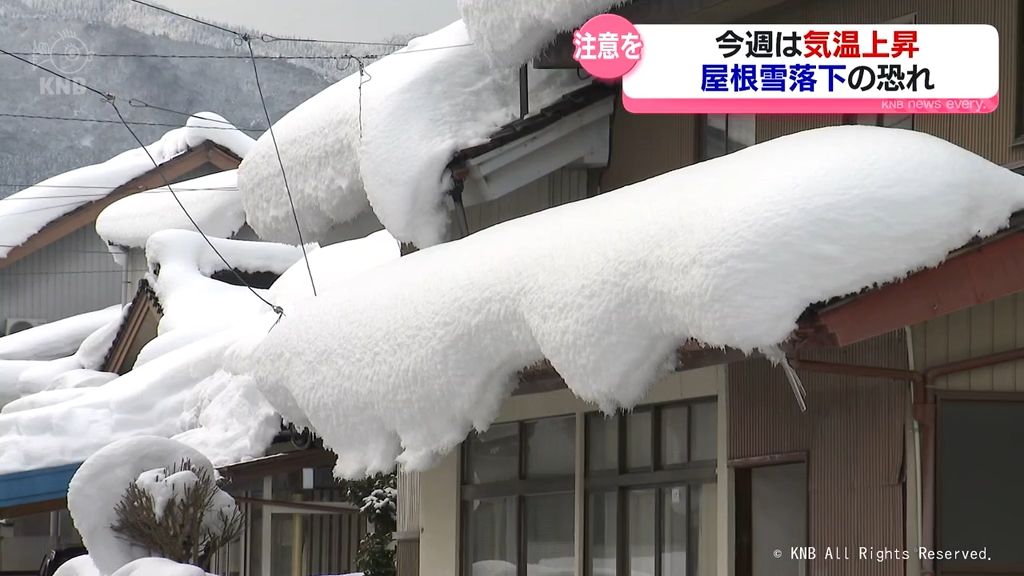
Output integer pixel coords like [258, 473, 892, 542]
[248, 126, 1024, 477]
[240, 20, 586, 249]
[459, 0, 627, 67]
[0, 113, 253, 259]
[96, 170, 246, 249]
[359, 21, 586, 248]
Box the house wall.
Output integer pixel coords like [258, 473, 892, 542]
[728, 331, 910, 576]
[0, 227, 121, 328]
[417, 366, 728, 576]
[911, 292, 1024, 390]
[753, 0, 1024, 167]
[463, 166, 591, 233]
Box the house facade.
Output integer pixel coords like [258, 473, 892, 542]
[0, 140, 242, 336]
[398, 2, 1024, 576]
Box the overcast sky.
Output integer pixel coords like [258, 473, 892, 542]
[156, 0, 461, 43]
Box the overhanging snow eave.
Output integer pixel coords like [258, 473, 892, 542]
[802, 222, 1024, 348]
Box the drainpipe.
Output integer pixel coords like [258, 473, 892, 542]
[905, 326, 923, 576]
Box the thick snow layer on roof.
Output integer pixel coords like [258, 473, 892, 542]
[67, 436, 227, 575]
[0, 305, 121, 361]
[239, 68, 368, 244]
[0, 308, 123, 407]
[269, 229, 399, 308]
[0, 230, 396, 474]
[459, 0, 625, 67]
[240, 20, 585, 249]
[145, 230, 307, 333]
[249, 126, 1024, 477]
[111, 558, 214, 576]
[0, 113, 252, 259]
[96, 170, 245, 249]
[53, 556, 100, 576]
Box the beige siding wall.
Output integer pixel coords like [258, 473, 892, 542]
[753, 0, 1024, 167]
[912, 293, 1024, 391]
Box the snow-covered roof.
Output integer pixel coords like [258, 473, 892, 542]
[0, 229, 399, 475]
[246, 126, 1024, 477]
[96, 170, 246, 249]
[239, 19, 586, 249]
[0, 305, 121, 361]
[0, 113, 253, 260]
[459, 0, 626, 67]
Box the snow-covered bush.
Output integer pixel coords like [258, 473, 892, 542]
[339, 473, 397, 576]
[67, 437, 240, 575]
[111, 459, 242, 567]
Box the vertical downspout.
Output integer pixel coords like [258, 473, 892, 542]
[912, 326, 937, 576]
[519, 64, 529, 119]
[905, 326, 922, 576]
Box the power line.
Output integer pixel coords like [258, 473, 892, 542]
[122, 0, 317, 298]
[109, 100, 282, 313]
[0, 112, 264, 133]
[7, 51, 384, 61]
[127, 0, 239, 36]
[246, 38, 317, 297]
[0, 186, 238, 195]
[0, 46, 282, 315]
[0, 268, 152, 277]
[0, 48, 110, 100]
[259, 33, 406, 48]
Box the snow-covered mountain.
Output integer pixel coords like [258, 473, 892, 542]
[0, 0, 389, 197]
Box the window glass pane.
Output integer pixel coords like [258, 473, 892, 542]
[703, 114, 727, 160]
[626, 410, 652, 470]
[525, 416, 575, 478]
[467, 422, 519, 484]
[464, 497, 517, 575]
[588, 491, 617, 576]
[628, 489, 656, 576]
[691, 483, 718, 576]
[662, 486, 688, 576]
[660, 404, 689, 466]
[940, 401, 1024, 566]
[882, 114, 914, 130]
[691, 402, 717, 462]
[752, 464, 806, 576]
[726, 114, 755, 152]
[855, 113, 881, 126]
[526, 493, 575, 573]
[587, 413, 618, 472]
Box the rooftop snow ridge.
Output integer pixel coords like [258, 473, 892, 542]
[248, 126, 1024, 478]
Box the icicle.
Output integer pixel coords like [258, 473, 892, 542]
[764, 346, 807, 412]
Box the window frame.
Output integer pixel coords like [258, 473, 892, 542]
[700, 114, 756, 161]
[460, 415, 578, 576]
[583, 398, 719, 576]
[935, 391, 1024, 574]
